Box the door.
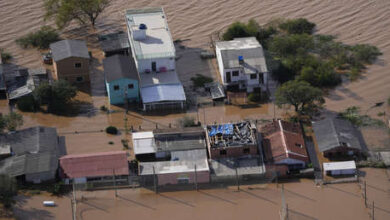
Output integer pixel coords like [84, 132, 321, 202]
[151, 62, 157, 72]
[259, 73, 264, 84]
[226, 72, 231, 83]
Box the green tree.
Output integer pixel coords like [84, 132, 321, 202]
[275, 80, 324, 115]
[17, 95, 38, 112]
[279, 18, 316, 35]
[0, 115, 6, 133]
[3, 112, 24, 131]
[269, 34, 314, 58]
[15, 26, 60, 49]
[44, 0, 110, 29]
[0, 175, 17, 209]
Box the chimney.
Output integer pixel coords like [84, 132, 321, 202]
[133, 23, 147, 41]
[238, 56, 244, 65]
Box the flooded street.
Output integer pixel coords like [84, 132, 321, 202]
[14, 168, 390, 220]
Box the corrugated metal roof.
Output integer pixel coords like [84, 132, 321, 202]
[99, 32, 129, 52]
[103, 54, 138, 82]
[50, 40, 90, 62]
[312, 118, 363, 152]
[140, 84, 185, 103]
[132, 131, 156, 155]
[323, 161, 356, 171]
[60, 151, 129, 178]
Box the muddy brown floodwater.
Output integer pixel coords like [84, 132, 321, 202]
[13, 168, 390, 220]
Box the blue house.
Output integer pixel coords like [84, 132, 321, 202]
[103, 54, 139, 105]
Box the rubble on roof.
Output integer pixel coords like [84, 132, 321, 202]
[206, 121, 256, 148]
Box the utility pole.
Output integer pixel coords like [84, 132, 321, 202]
[235, 168, 240, 191]
[194, 164, 198, 191]
[203, 107, 206, 125]
[113, 169, 117, 198]
[72, 180, 77, 220]
[372, 201, 374, 220]
[364, 181, 367, 207]
[153, 166, 158, 194]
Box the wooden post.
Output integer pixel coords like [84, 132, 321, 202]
[153, 166, 158, 194]
[235, 168, 240, 191]
[194, 164, 198, 191]
[372, 201, 374, 220]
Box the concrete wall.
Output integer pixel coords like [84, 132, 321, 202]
[25, 171, 56, 184]
[157, 170, 210, 185]
[106, 78, 139, 105]
[209, 145, 258, 159]
[136, 57, 175, 73]
[54, 57, 90, 83]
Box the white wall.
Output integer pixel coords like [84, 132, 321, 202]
[215, 47, 225, 84]
[137, 57, 175, 73]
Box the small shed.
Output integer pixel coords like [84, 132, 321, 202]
[323, 161, 356, 176]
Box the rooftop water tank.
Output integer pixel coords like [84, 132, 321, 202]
[139, 23, 147, 30]
[238, 56, 244, 64]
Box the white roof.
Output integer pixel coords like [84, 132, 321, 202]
[139, 71, 181, 87]
[140, 159, 209, 175]
[132, 132, 156, 154]
[140, 84, 186, 103]
[323, 161, 356, 171]
[126, 8, 175, 60]
[216, 37, 261, 50]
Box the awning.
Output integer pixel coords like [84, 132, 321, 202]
[140, 84, 186, 104]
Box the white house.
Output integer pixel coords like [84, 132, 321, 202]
[323, 161, 356, 176]
[125, 8, 186, 111]
[215, 37, 268, 93]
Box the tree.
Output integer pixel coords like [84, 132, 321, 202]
[279, 18, 316, 35]
[3, 112, 24, 132]
[0, 175, 17, 209]
[44, 0, 110, 29]
[275, 80, 324, 115]
[34, 80, 77, 113]
[269, 34, 314, 58]
[17, 95, 38, 112]
[15, 26, 60, 49]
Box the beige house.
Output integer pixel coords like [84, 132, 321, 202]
[50, 40, 90, 83]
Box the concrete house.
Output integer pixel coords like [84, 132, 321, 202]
[215, 37, 268, 92]
[261, 120, 309, 170]
[312, 118, 365, 159]
[50, 40, 90, 83]
[59, 151, 129, 184]
[132, 127, 210, 185]
[103, 54, 139, 105]
[0, 127, 66, 183]
[126, 7, 186, 111]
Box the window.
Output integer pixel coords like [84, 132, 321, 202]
[250, 74, 257, 79]
[114, 85, 119, 90]
[128, 84, 134, 89]
[295, 143, 303, 148]
[76, 76, 83, 82]
[243, 148, 250, 154]
[75, 63, 82, 68]
[220, 149, 227, 155]
[232, 71, 239, 76]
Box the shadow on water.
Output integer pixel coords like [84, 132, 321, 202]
[159, 193, 195, 208]
[198, 190, 237, 205]
[118, 195, 156, 210]
[240, 189, 277, 205]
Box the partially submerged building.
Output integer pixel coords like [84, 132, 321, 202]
[323, 161, 356, 176]
[59, 151, 129, 184]
[215, 37, 268, 92]
[261, 120, 309, 170]
[205, 121, 258, 159]
[312, 118, 365, 159]
[132, 127, 210, 185]
[125, 7, 186, 111]
[50, 39, 90, 83]
[103, 54, 139, 105]
[99, 31, 130, 57]
[0, 127, 66, 183]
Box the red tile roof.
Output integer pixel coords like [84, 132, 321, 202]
[59, 151, 129, 178]
[261, 120, 309, 163]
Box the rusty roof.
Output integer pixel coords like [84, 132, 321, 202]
[60, 151, 129, 178]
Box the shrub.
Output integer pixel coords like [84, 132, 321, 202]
[178, 116, 197, 127]
[16, 26, 60, 49]
[222, 20, 259, 41]
[279, 18, 316, 35]
[121, 139, 129, 149]
[108, 141, 114, 145]
[248, 91, 268, 103]
[105, 126, 118, 135]
[100, 105, 108, 112]
[0, 48, 12, 63]
[0, 175, 17, 209]
[17, 95, 38, 112]
[269, 34, 314, 58]
[350, 44, 382, 64]
[190, 74, 213, 88]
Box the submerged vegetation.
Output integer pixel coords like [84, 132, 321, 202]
[338, 106, 386, 127]
[190, 74, 213, 88]
[0, 48, 12, 63]
[222, 18, 382, 89]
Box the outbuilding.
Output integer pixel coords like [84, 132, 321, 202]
[323, 161, 356, 176]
